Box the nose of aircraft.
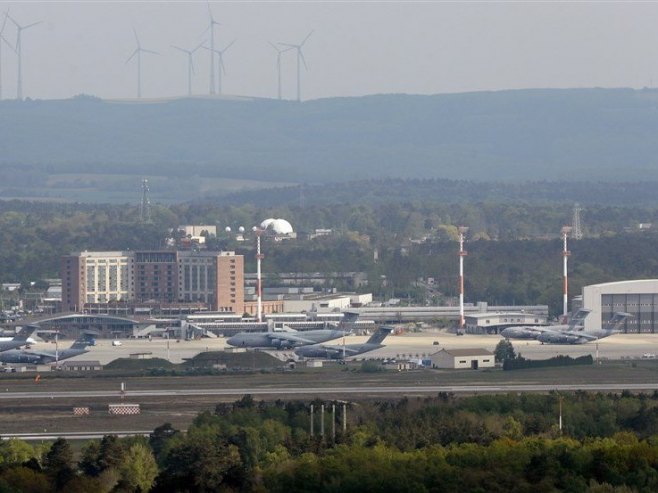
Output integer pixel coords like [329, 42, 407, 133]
[226, 336, 237, 346]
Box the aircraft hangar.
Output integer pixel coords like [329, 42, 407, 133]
[582, 279, 658, 333]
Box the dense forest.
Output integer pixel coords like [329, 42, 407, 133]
[1, 200, 658, 315]
[3, 393, 658, 491]
[5, 89, 658, 201]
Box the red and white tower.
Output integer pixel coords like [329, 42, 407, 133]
[458, 226, 469, 333]
[561, 226, 572, 318]
[253, 227, 264, 323]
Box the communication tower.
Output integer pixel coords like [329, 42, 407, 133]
[140, 179, 151, 223]
[572, 203, 583, 240]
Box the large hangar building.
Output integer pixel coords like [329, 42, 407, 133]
[582, 280, 658, 333]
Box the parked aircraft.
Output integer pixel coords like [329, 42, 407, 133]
[294, 326, 393, 359]
[0, 334, 95, 364]
[226, 326, 347, 349]
[500, 309, 591, 340]
[0, 325, 37, 352]
[536, 312, 632, 344]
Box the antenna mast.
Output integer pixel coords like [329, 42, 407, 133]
[561, 226, 572, 318]
[458, 226, 468, 334]
[140, 179, 151, 223]
[572, 203, 583, 240]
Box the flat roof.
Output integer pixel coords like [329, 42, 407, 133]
[435, 348, 494, 357]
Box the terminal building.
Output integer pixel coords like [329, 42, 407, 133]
[61, 250, 244, 314]
[582, 280, 658, 333]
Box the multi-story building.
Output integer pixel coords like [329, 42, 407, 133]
[61, 250, 243, 314]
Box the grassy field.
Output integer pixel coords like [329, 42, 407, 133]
[0, 360, 657, 435]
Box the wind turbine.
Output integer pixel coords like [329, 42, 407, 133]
[279, 30, 313, 102]
[203, 39, 235, 96]
[205, 3, 220, 95]
[172, 42, 203, 96]
[126, 28, 158, 99]
[7, 13, 41, 101]
[0, 10, 12, 101]
[268, 41, 293, 100]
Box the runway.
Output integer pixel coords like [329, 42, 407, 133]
[2, 382, 658, 400]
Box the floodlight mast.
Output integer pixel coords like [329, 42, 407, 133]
[279, 30, 313, 102]
[7, 14, 40, 100]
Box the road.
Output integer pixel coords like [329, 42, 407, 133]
[2, 382, 658, 400]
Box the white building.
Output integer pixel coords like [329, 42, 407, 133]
[429, 348, 495, 370]
[582, 279, 658, 333]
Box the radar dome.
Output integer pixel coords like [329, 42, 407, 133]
[225, 226, 231, 232]
[267, 219, 294, 235]
[260, 218, 276, 230]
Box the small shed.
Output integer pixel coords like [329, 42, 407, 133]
[429, 348, 495, 370]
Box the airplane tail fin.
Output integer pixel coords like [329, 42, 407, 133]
[13, 325, 37, 342]
[568, 309, 592, 330]
[366, 326, 393, 345]
[603, 312, 633, 331]
[70, 332, 96, 350]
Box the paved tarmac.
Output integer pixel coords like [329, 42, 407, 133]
[42, 331, 658, 365]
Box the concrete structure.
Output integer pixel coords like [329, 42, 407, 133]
[464, 312, 547, 335]
[60, 360, 103, 371]
[177, 225, 217, 244]
[429, 348, 495, 370]
[61, 250, 244, 314]
[582, 280, 658, 333]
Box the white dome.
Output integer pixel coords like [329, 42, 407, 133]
[267, 219, 294, 235]
[260, 218, 276, 230]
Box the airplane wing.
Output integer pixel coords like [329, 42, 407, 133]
[18, 349, 53, 358]
[266, 332, 317, 345]
[312, 344, 361, 355]
[557, 330, 598, 341]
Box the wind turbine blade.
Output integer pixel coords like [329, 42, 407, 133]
[219, 55, 226, 74]
[0, 34, 15, 53]
[301, 30, 314, 46]
[191, 59, 196, 75]
[192, 41, 205, 53]
[6, 13, 18, 29]
[125, 49, 138, 64]
[0, 11, 8, 34]
[22, 21, 41, 30]
[222, 39, 236, 53]
[278, 42, 297, 49]
[300, 50, 308, 70]
[143, 49, 159, 55]
[268, 41, 279, 52]
[171, 45, 187, 54]
[132, 27, 140, 48]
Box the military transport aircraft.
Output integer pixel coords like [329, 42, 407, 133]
[294, 326, 393, 359]
[0, 325, 37, 352]
[536, 312, 632, 344]
[500, 309, 591, 340]
[0, 334, 95, 364]
[226, 326, 347, 349]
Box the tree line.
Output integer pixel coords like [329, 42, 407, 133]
[3, 392, 658, 491]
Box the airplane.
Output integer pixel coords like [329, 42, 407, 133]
[294, 326, 393, 360]
[0, 325, 37, 352]
[226, 325, 347, 349]
[500, 309, 591, 340]
[536, 312, 632, 344]
[0, 334, 95, 365]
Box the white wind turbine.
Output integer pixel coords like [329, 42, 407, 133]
[279, 30, 313, 102]
[268, 41, 293, 100]
[0, 11, 12, 101]
[205, 3, 220, 95]
[172, 42, 204, 96]
[7, 13, 40, 101]
[126, 28, 158, 99]
[203, 39, 235, 96]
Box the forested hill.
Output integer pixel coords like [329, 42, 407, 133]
[3, 88, 658, 201]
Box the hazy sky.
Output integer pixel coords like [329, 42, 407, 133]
[0, 1, 657, 101]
